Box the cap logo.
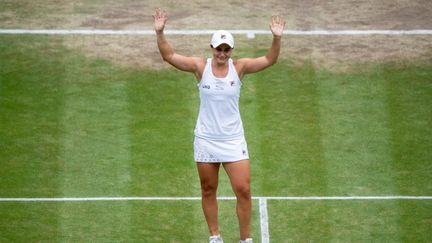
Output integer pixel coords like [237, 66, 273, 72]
[221, 34, 226, 39]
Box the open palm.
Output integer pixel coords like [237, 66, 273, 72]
[270, 15, 285, 37]
[153, 8, 167, 33]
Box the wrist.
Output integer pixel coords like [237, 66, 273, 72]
[273, 35, 282, 40]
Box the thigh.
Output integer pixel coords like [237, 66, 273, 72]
[223, 160, 250, 190]
[196, 162, 221, 188]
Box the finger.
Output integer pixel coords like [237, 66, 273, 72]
[275, 16, 284, 27]
[275, 15, 282, 26]
[156, 8, 165, 20]
[276, 15, 283, 25]
[280, 17, 286, 27]
[153, 9, 159, 20]
[271, 15, 277, 26]
[273, 15, 278, 24]
[273, 15, 278, 23]
[153, 8, 158, 20]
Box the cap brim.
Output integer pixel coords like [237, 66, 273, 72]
[211, 41, 234, 48]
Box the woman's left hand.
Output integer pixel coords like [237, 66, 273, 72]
[269, 15, 285, 38]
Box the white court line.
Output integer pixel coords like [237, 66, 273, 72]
[0, 29, 432, 36]
[259, 198, 270, 243]
[1, 196, 431, 202]
[261, 196, 432, 200]
[0, 197, 202, 202]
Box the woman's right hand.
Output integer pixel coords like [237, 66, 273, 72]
[269, 15, 285, 38]
[153, 8, 167, 33]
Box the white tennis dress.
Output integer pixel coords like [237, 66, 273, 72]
[194, 58, 249, 162]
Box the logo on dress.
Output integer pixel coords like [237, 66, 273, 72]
[202, 84, 210, 89]
[230, 81, 235, 86]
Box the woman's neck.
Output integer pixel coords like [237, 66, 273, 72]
[212, 59, 229, 78]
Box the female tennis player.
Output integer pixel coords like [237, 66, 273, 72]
[153, 8, 284, 243]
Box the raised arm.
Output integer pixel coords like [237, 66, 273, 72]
[153, 8, 204, 77]
[235, 15, 285, 78]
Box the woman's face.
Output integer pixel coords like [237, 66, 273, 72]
[211, 43, 233, 64]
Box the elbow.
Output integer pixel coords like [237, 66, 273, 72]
[162, 56, 170, 62]
[267, 56, 278, 66]
[161, 53, 174, 63]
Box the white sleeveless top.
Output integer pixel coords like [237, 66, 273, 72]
[194, 58, 244, 141]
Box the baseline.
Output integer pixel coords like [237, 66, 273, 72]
[1, 196, 431, 202]
[0, 29, 432, 37]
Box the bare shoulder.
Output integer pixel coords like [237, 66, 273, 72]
[233, 58, 253, 79]
[195, 57, 207, 70]
[234, 58, 252, 67]
[194, 57, 208, 81]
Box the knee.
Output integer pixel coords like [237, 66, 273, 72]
[234, 184, 251, 200]
[201, 182, 218, 198]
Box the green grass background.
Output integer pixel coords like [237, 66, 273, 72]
[1, 35, 431, 242]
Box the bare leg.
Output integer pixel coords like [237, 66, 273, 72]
[223, 160, 252, 240]
[197, 162, 221, 236]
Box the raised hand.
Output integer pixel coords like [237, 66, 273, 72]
[269, 15, 285, 37]
[153, 8, 167, 33]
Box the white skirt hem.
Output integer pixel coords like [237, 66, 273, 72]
[194, 136, 249, 163]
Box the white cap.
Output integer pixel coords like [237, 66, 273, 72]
[210, 30, 234, 48]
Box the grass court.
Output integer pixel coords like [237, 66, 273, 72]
[1, 1, 432, 242]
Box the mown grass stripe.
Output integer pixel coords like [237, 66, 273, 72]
[60, 51, 132, 241]
[0, 35, 66, 242]
[384, 64, 432, 242]
[317, 67, 402, 241]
